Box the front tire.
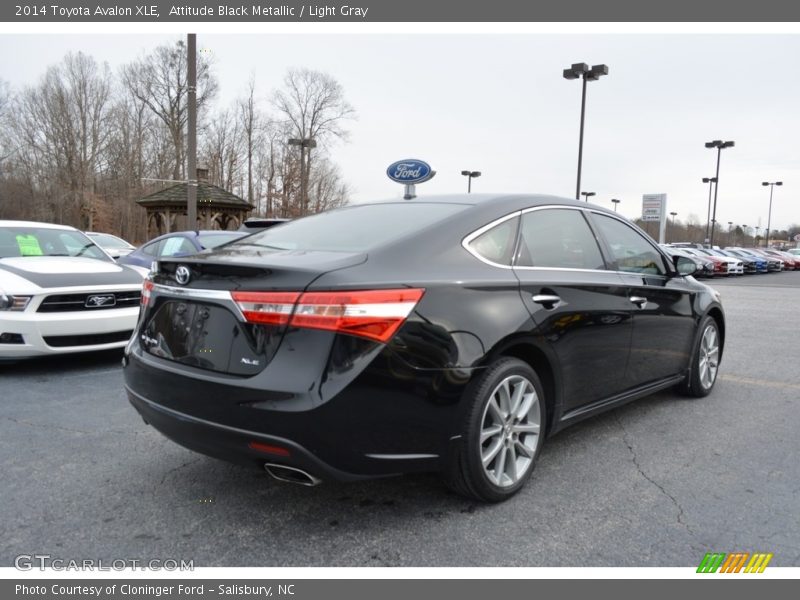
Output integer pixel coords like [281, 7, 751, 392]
[445, 357, 546, 502]
[678, 315, 721, 397]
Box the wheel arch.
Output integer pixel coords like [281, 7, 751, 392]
[480, 336, 561, 436]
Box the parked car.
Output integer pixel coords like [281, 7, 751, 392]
[118, 230, 247, 269]
[678, 248, 727, 276]
[741, 248, 783, 272]
[0, 220, 145, 360]
[123, 195, 725, 502]
[85, 232, 137, 259]
[724, 248, 768, 273]
[694, 248, 744, 276]
[788, 248, 800, 257]
[761, 249, 799, 270]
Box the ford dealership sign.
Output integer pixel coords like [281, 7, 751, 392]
[386, 159, 433, 184]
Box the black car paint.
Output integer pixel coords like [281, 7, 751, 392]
[123, 194, 724, 482]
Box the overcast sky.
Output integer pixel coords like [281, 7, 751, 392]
[1, 33, 798, 230]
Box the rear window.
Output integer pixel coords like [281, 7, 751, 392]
[197, 233, 245, 249]
[233, 203, 468, 252]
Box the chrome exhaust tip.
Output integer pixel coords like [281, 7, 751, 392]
[264, 463, 322, 487]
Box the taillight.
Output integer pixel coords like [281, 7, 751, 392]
[292, 289, 425, 343]
[231, 291, 301, 325]
[141, 279, 154, 307]
[231, 288, 425, 343]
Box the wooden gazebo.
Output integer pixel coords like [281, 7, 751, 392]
[137, 171, 254, 238]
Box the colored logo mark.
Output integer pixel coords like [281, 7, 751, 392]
[697, 552, 773, 573]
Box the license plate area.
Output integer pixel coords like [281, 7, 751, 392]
[141, 300, 280, 376]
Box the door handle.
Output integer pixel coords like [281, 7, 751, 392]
[532, 294, 561, 309]
[629, 296, 648, 308]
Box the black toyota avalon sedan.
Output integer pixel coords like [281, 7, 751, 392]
[123, 194, 724, 502]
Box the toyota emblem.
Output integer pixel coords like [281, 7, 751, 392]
[175, 265, 191, 285]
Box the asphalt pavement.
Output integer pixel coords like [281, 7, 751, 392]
[2, 272, 799, 567]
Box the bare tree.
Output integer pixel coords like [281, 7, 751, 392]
[121, 40, 218, 182]
[10, 53, 112, 228]
[271, 68, 355, 214]
[237, 75, 265, 205]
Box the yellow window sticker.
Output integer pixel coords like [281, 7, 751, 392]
[16, 234, 43, 256]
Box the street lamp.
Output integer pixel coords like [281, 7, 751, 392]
[670, 211, 678, 242]
[704, 140, 734, 246]
[611, 198, 621, 212]
[701, 177, 717, 244]
[288, 137, 317, 215]
[580, 191, 596, 203]
[461, 170, 481, 193]
[762, 181, 783, 248]
[563, 62, 609, 200]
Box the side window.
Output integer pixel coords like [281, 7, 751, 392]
[141, 241, 160, 257]
[516, 208, 605, 270]
[593, 214, 666, 275]
[467, 216, 519, 266]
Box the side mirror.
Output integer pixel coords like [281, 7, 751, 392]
[673, 255, 698, 276]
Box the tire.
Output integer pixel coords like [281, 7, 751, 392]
[445, 357, 546, 503]
[677, 315, 721, 398]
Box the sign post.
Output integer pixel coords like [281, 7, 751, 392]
[641, 194, 667, 243]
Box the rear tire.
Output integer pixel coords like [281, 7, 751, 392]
[445, 357, 546, 502]
[678, 315, 721, 397]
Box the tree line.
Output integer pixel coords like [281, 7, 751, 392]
[635, 215, 800, 248]
[0, 39, 356, 243]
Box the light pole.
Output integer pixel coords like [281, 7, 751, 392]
[563, 62, 609, 200]
[461, 170, 481, 193]
[727, 221, 733, 246]
[611, 198, 621, 212]
[580, 191, 596, 203]
[670, 211, 678, 242]
[762, 181, 783, 248]
[288, 137, 317, 215]
[702, 176, 717, 244]
[704, 140, 734, 247]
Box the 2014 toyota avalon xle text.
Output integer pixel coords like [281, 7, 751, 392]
[122, 195, 725, 502]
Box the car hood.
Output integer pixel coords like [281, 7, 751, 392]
[0, 256, 144, 291]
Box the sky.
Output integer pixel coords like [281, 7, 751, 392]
[1, 32, 798, 231]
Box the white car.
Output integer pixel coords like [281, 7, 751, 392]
[85, 232, 136, 259]
[0, 220, 145, 360]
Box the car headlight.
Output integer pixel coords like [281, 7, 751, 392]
[0, 290, 32, 311]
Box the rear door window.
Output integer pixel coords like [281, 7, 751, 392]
[515, 208, 605, 270]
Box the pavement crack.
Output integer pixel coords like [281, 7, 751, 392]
[159, 457, 202, 485]
[615, 414, 695, 536]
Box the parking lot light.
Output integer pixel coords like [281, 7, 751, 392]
[704, 140, 734, 247]
[461, 170, 481, 193]
[580, 191, 596, 203]
[670, 211, 678, 242]
[563, 62, 609, 200]
[611, 198, 621, 212]
[702, 177, 718, 244]
[762, 181, 783, 247]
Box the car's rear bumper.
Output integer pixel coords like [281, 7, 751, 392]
[126, 386, 373, 482]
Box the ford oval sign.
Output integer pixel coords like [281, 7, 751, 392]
[386, 159, 433, 184]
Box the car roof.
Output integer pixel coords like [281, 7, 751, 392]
[0, 220, 78, 231]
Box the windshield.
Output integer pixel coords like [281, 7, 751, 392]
[233, 203, 468, 253]
[0, 226, 112, 261]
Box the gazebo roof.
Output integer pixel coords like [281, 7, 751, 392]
[137, 182, 254, 210]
